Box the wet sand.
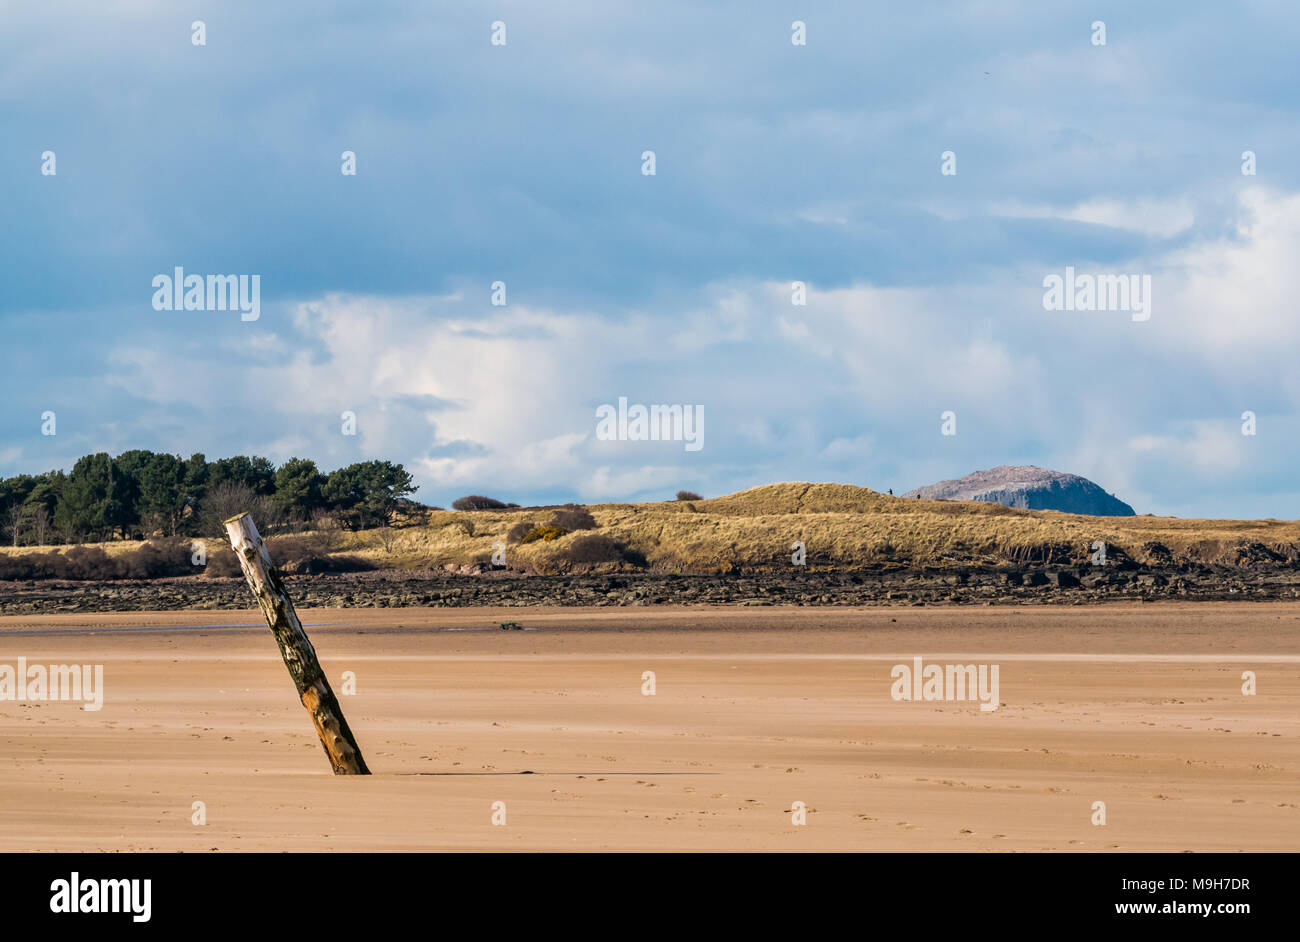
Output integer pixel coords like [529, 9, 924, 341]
[1, 603, 1298, 851]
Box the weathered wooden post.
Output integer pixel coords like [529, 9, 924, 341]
[224, 512, 370, 775]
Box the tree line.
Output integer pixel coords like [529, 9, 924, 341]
[0, 452, 418, 546]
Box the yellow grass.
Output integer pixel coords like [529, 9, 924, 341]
[337, 483, 1300, 572]
[4, 483, 1298, 572]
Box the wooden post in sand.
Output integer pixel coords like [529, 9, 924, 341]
[224, 512, 370, 775]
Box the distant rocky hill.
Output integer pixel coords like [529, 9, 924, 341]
[902, 466, 1135, 516]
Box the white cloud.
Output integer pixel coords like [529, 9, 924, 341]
[990, 196, 1196, 238]
[91, 187, 1300, 515]
[1127, 425, 1244, 474]
[1156, 187, 1300, 365]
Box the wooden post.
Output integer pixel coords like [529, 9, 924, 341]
[224, 513, 370, 775]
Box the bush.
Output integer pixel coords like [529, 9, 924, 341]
[506, 520, 537, 544]
[520, 525, 567, 544]
[0, 553, 37, 580]
[117, 539, 192, 579]
[263, 535, 371, 573]
[198, 535, 375, 578]
[55, 545, 114, 579]
[279, 553, 375, 575]
[0, 538, 194, 581]
[452, 495, 508, 511]
[203, 545, 243, 578]
[675, 490, 702, 502]
[552, 534, 627, 566]
[306, 509, 345, 554]
[265, 535, 317, 569]
[550, 504, 597, 531]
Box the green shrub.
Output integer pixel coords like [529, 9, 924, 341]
[520, 525, 567, 544]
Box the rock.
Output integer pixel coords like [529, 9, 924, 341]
[1234, 542, 1287, 565]
[1092, 543, 1139, 570]
[903, 466, 1135, 516]
[1141, 542, 1176, 566]
[4, 559, 1300, 614]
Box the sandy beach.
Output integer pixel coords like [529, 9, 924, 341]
[1, 603, 1297, 852]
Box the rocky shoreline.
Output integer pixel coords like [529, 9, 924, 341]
[3, 562, 1300, 614]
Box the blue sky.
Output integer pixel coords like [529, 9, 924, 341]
[3, 1, 1299, 517]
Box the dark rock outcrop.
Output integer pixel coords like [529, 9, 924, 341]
[5, 560, 1300, 616]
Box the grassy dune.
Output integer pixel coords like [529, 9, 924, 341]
[5, 483, 1299, 575]
[351, 483, 1300, 573]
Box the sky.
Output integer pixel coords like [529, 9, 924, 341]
[2, 1, 1299, 518]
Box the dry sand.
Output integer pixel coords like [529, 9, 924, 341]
[1, 603, 1297, 851]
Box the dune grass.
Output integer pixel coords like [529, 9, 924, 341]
[4, 482, 1298, 574]
[343, 483, 1300, 572]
